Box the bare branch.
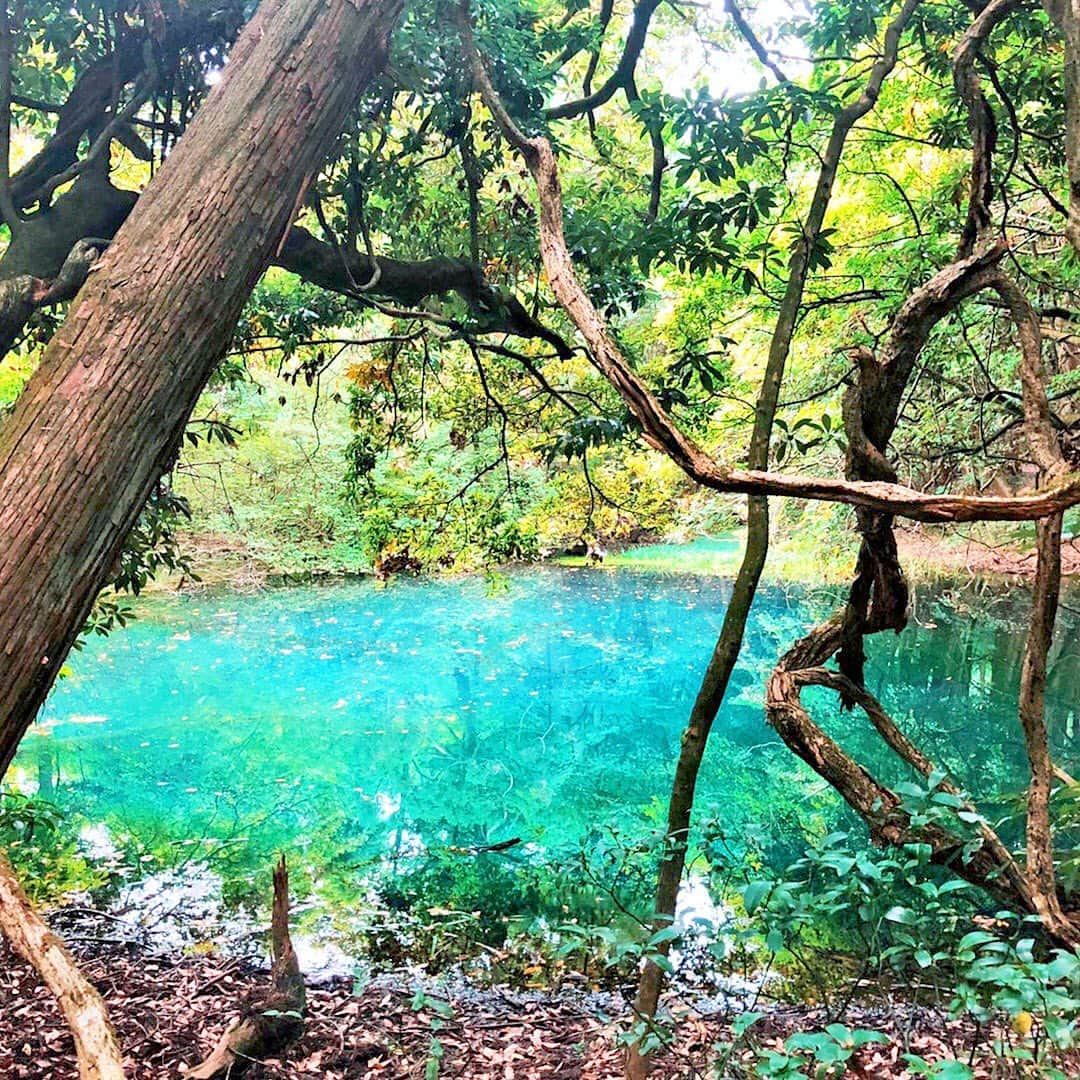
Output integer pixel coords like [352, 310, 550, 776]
[723, 0, 789, 84]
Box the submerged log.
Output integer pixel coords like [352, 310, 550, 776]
[0, 848, 125, 1080]
[186, 856, 305, 1078]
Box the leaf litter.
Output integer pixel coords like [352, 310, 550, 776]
[2, 937, 1076, 1077]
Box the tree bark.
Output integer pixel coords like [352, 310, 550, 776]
[187, 856, 305, 1078]
[1018, 513, 1076, 942]
[0, 849, 125, 1079]
[0, 0, 404, 778]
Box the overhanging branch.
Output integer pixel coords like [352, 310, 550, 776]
[544, 0, 663, 120]
[0, 177, 572, 360]
[274, 227, 570, 354]
[460, 1, 1080, 527]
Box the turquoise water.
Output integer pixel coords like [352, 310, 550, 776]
[11, 556, 1080, 917]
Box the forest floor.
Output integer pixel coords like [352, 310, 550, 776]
[1, 938, 1069, 1079]
[895, 524, 1080, 578]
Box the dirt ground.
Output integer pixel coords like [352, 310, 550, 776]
[2, 938, 1071, 1078]
[895, 524, 1080, 578]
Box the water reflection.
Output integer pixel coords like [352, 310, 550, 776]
[13, 566, 1079, 903]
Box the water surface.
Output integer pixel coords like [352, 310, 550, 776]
[12, 555, 1080, 920]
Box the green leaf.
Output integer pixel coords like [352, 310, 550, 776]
[647, 926, 681, 947]
[884, 905, 917, 925]
[425, 1037, 444, 1080]
[850, 1030, 889, 1048]
[733, 1010, 765, 1037]
[957, 930, 999, 952]
[743, 880, 772, 914]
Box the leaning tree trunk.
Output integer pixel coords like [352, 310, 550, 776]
[0, 0, 404, 778]
[0, 848, 124, 1079]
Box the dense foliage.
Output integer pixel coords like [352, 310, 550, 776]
[1, 0, 1080, 1074]
[1, 0, 1071, 575]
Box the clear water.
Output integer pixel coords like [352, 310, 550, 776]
[11, 549, 1080, 917]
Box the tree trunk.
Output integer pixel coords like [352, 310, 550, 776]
[0, 0, 403, 778]
[623, 6, 920, 1073]
[0, 848, 124, 1079]
[625, 504, 768, 1078]
[187, 856, 305, 1078]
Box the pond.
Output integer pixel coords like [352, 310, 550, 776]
[9, 541, 1080, 946]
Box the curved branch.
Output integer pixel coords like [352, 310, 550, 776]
[275, 227, 571, 355]
[0, 238, 108, 356]
[795, 665, 1028, 893]
[764, 530, 1080, 947]
[462, 0, 1080, 527]
[953, 0, 1020, 254]
[724, 0, 789, 84]
[467, 0, 1080, 953]
[580, 0, 616, 124]
[849, 243, 1008, 467]
[765, 0, 1080, 945]
[544, 0, 663, 121]
[765, 617, 1034, 910]
[9, 40, 147, 209]
[833, 0, 1023, 692]
[28, 75, 156, 212]
[990, 270, 1064, 473]
[705, 465, 1080, 520]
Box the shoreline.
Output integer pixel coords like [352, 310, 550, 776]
[137, 526, 1080, 596]
[895, 524, 1080, 579]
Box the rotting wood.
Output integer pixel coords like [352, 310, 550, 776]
[185, 856, 305, 1079]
